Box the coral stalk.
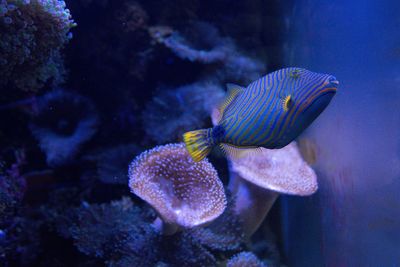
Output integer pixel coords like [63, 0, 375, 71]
[228, 171, 279, 238]
[227, 143, 318, 238]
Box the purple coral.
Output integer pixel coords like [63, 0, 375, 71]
[0, 150, 27, 223]
[0, 0, 75, 91]
[68, 197, 160, 266]
[29, 90, 99, 167]
[129, 143, 227, 235]
[142, 82, 225, 144]
[227, 251, 267, 267]
[189, 194, 245, 252]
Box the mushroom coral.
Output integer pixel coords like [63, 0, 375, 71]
[128, 143, 227, 235]
[29, 90, 99, 167]
[228, 143, 318, 238]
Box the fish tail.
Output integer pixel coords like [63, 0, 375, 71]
[183, 128, 215, 162]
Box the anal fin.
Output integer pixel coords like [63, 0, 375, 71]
[219, 143, 262, 160]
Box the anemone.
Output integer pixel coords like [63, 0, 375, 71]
[0, 0, 75, 91]
[153, 21, 264, 84]
[128, 143, 227, 235]
[29, 90, 99, 167]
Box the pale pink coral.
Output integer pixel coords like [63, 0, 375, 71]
[230, 143, 318, 196]
[228, 143, 317, 237]
[128, 143, 226, 235]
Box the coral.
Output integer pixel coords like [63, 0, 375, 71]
[129, 143, 227, 235]
[0, 150, 27, 224]
[0, 0, 75, 92]
[162, 232, 217, 267]
[142, 82, 225, 144]
[227, 251, 267, 267]
[229, 142, 318, 196]
[0, 173, 26, 222]
[0, 216, 43, 266]
[228, 142, 318, 237]
[154, 21, 264, 84]
[29, 90, 99, 167]
[96, 144, 141, 185]
[68, 197, 160, 266]
[189, 193, 245, 252]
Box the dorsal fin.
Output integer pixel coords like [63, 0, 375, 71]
[216, 84, 244, 123]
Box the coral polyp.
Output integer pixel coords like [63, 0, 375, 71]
[0, 0, 75, 92]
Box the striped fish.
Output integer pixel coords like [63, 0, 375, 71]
[183, 67, 339, 162]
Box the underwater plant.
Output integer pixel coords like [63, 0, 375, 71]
[129, 143, 227, 235]
[142, 82, 224, 144]
[29, 90, 99, 167]
[0, 0, 75, 92]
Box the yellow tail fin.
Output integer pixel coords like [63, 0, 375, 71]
[183, 129, 213, 162]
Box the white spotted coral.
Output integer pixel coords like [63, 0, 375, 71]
[228, 142, 318, 237]
[230, 142, 318, 196]
[128, 143, 227, 234]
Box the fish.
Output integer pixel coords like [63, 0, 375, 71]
[183, 67, 339, 162]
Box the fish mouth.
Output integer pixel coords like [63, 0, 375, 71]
[322, 87, 337, 94]
[326, 76, 339, 90]
[299, 89, 336, 113]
